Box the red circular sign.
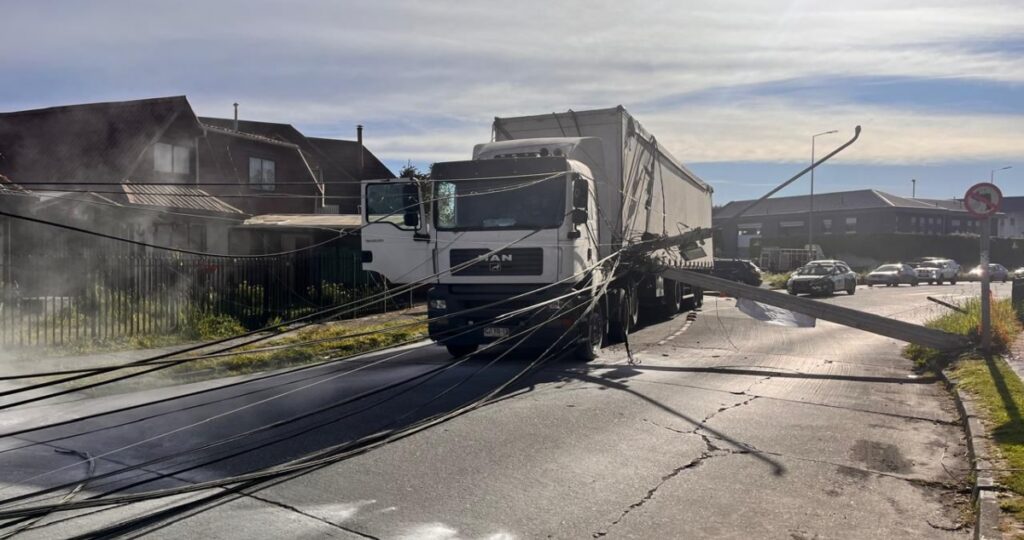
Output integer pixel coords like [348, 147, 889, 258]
[964, 182, 1003, 218]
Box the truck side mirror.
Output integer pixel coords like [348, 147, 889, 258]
[571, 208, 588, 225]
[572, 177, 589, 209]
[403, 212, 420, 228]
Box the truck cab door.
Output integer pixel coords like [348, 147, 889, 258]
[361, 179, 435, 285]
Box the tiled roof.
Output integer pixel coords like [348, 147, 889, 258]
[714, 189, 971, 220]
[307, 137, 395, 180]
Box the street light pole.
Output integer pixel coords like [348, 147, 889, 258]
[911, 178, 916, 198]
[809, 130, 838, 249]
[991, 166, 1012, 184]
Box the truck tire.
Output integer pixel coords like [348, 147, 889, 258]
[445, 343, 478, 358]
[659, 281, 681, 318]
[575, 304, 606, 362]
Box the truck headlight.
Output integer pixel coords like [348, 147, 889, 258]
[429, 299, 447, 310]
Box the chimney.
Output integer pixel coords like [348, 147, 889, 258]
[356, 124, 364, 180]
[233, 103, 239, 131]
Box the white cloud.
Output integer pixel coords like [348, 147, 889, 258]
[2, 0, 1023, 164]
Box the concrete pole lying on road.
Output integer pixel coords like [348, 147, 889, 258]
[662, 268, 969, 351]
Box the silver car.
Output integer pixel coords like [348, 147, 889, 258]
[787, 260, 858, 296]
[866, 263, 919, 287]
[914, 259, 959, 285]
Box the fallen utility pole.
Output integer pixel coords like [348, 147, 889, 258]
[662, 269, 968, 352]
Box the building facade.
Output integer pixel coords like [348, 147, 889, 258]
[714, 189, 1001, 259]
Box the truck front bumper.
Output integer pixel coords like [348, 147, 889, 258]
[427, 284, 584, 348]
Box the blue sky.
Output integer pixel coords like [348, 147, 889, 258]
[2, 0, 1022, 205]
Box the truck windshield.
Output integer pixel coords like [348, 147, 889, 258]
[434, 175, 567, 230]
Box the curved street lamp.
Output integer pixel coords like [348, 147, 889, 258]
[809, 130, 838, 247]
[991, 166, 1012, 184]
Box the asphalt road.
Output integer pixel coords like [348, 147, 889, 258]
[0, 282, 1008, 539]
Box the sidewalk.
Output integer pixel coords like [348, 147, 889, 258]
[0, 304, 428, 397]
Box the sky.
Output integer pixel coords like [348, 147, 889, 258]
[2, 0, 1022, 204]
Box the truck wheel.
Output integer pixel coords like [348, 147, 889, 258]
[575, 305, 606, 362]
[660, 281, 681, 318]
[951, 279, 957, 285]
[445, 343, 478, 357]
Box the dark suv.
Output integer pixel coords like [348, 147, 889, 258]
[713, 259, 763, 286]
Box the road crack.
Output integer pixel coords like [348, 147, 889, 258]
[593, 432, 756, 538]
[700, 395, 760, 425]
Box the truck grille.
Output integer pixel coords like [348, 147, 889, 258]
[450, 248, 544, 276]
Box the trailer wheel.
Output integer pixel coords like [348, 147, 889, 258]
[445, 343, 478, 358]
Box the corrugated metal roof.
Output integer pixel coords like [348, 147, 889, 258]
[242, 213, 362, 229]
[121, 182, 243, 215]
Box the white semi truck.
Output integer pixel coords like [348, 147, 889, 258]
[360, 106, 713, 360]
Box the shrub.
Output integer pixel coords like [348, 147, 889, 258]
[184, 311, 246, 340]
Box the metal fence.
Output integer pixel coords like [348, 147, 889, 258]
[0, 249, 396, 348]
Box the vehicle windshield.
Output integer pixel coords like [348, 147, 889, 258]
[875, 265, 900, 272]
[434, 175, 567, 230]
[796, 265, 834, 276]
[919, 262, 942, 268]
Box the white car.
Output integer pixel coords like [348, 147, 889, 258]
[787, 260, 858, 296]
[914, 259, 960, 285]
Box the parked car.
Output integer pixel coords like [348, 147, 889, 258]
[1014, 267, 1024, 279]
[713, 258, 762, 287]
[914, 259, 960, 285]
[865, 263, 919, 287]
[787, 260, 858, 296]
[968, 263, 1010, 282]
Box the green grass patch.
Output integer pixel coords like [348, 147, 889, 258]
[904, 298, 1020, 370]
[953, 356, 1024, 520]
[762, 272, 791, 290]
[171, 316, 428, 378]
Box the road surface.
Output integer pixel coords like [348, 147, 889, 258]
[1, 282, 1000, 538]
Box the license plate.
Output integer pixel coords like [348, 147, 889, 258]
[483, 327, 510, 338]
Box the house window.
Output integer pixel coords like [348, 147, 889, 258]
[249, 157, 276, 191]
[845, 217, 857, 234]
[154, 142, 191, 174]
[778, 220, 805, 238]
[822, 219, 832, 234]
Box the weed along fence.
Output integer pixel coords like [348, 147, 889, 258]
[0, 249, 399, 348]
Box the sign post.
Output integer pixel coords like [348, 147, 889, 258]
[965, 182, 1004, 353]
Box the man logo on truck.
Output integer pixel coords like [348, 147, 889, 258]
[488, 253, 512, 272]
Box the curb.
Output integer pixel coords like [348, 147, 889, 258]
[939, 368, 1002, 540]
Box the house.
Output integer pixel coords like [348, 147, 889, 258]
[0, 96, 392, 261]
[996, 196, 1024, 239]
[714, 189, 1001, 258]
[198, 117, 394, 213]
[0, 96, 247, 260]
